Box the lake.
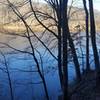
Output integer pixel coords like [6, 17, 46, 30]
[0, 32, 100, 100]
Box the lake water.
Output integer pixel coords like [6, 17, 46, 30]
[0, 32, 100, 100]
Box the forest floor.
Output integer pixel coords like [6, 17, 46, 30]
[70, 70, 100, 100]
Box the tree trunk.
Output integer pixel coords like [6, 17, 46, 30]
[62, 0, 69, 99]
[88, 0, 100, 84]
[56, 3, 63, 89]
[58, 21, 63, 89]
[27, 29, 49, 100]
[68, 33, 82, 82]
[83, 0, 90, 71]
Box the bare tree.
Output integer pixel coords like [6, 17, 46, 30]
[29, 0, 82, 99]
[3, 0, 51, 100]
[83, 0, 90, 71]
[88, 0, 100, 85]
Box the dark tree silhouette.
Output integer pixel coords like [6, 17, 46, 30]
[88, 0, 100, 84]
[83, 0, 90, 71]
[61, 0, 69, 99]
[6, 0, 50, 100]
